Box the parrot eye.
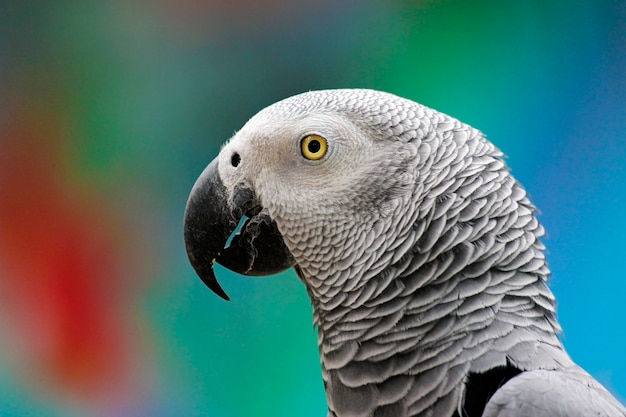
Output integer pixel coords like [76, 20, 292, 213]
[300, 134, 328, 161]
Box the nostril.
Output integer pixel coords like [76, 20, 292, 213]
[231, 152, 241, 167]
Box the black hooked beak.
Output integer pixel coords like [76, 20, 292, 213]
[183, 159, 295, 300]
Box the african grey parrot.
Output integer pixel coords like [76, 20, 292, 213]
[183, 89, 625, 417]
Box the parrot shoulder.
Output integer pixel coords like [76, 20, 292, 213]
[479, 368, 626, 417]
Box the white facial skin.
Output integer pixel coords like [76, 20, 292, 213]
[219, 112, 378, 205]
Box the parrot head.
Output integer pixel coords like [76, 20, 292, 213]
[184, 89, 502, 302]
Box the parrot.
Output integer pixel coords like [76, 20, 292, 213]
[183, 89, 626, 417]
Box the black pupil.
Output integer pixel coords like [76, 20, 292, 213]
[231, 152, 241, 167]
[308, 140, 321, 154]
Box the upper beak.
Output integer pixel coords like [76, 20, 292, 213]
[183, 158, 295, 300]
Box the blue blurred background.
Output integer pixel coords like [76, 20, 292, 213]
[1, 1, 624, 416]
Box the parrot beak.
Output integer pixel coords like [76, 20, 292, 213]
[183, 159, 295, 301]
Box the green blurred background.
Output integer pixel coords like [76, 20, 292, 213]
[1, 1, 624, 416]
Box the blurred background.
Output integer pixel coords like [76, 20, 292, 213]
[1, 0, 624, 416]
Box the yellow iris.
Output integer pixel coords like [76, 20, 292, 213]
[300, 134, 328, 160]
